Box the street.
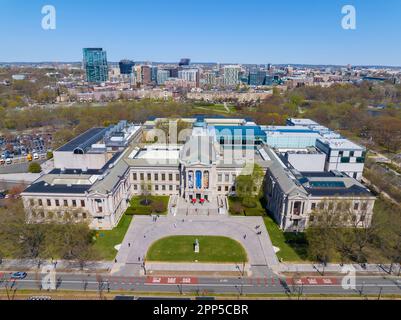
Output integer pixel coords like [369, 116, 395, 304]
[1, 272, 400, 298]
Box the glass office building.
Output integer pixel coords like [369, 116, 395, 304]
[83, 48, 109, 83]
[119, 59, 135, 75]
[151, 66, 158, 83]
[248, 70, 267, 86]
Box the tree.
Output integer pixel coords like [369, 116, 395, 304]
[0, 200, 97, 262]
[235, 175, 253, 199]
[235, 163, 264, 198]
[307, 199, 381, 264]
[140, 181, 152, 205]
[28, 162, 42, 173]
[373, 201, 401, 273]
[48, 223, 97, 269]
[155, 118, 192, 143]
[371, 117, 401, 153]
[230, 201, 244, 215]
[306, 201, 341, 265]
[151, 200, 165, 214]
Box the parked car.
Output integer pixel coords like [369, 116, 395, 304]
[33, 153, 39, 160]
[10, 272, 27, 280]
[5, 158, 12, 165]
[28, 296, 52, 300]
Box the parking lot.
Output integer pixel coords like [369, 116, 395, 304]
[0, 132, 52, 166]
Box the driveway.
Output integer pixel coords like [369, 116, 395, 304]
[111, 215, 279, 277]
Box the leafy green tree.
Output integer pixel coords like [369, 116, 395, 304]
[28, 162, 42, 173]
[236, 163, 264, 198]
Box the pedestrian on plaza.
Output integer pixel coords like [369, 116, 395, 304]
[114, 258, 117, 263]
[128, 243, 131, 247]
[138, 257, 141, 262]
[243, 234, 247, 240]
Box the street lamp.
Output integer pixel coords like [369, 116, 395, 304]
[378, 286, 383, 300]
[360, 281, 365, 296]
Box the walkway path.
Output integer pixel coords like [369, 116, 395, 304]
[111, 215, 279, 277]
[279, 262, 401, 275]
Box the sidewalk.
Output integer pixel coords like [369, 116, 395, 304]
[278, 263, 401, 275]
[0, 259, 112, 273]
[145, 262, 252, 276]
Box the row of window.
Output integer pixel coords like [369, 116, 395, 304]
[337, 151, 366, 158]
[217, 173, 237, 183]
[217, 185, 234, 192]
[132, 184, 235, 193]
[133, 184, 179, 192]
[340, 156, 365, 163]
[30, 198, 86, 208]
[132, 172, 179, 182]
[31, 210, 87, 220]
[309, 213, 366, 223]
[310, 201, 368, 211]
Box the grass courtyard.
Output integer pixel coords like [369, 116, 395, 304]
[228, 196, 308, 261]
[263, 215, 308, 262]
[193, 102, 236, 114]
[125, 195, 170, 215]
[228, 196, 266, 216]
[146, 235, 248, 263]
[93, 214, 133, 260]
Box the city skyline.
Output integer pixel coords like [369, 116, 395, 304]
[0, 0, 400, 66]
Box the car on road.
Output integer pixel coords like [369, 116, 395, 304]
[5, 158, 12, 165]
[10, 272, 27, 279]
[28, 296, 52, 300]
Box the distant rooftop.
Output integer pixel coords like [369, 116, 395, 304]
[24, 180, 92, 194]
[56, 127, 106, 153]
[287, 118, 319, 126]
[317, 138, 365, 151]
[131, 145, 182, 161]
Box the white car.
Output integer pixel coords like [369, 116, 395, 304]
[33, 153, 39, 160]
[5, 158, 12, 165]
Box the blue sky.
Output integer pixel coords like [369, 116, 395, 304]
[0, 0, 400, 65]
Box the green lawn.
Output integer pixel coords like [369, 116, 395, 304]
[228, 196, 308, 261]
[146, 236, 248, 263]
[193, 103, 236, 114]
[93, 214, 133, 260]
[263, 215, 308, 262]
[125, 195, 170, 215]
[228, 196, 266, 216]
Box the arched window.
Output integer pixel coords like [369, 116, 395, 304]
[203, 171, 209, 189]
[188, 171, 194, 189]
[195, 171, 202, 189]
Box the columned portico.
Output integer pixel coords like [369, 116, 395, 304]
[181, 165, 217, 202]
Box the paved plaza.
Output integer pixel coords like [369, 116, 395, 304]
[111, 215, 279, 277]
